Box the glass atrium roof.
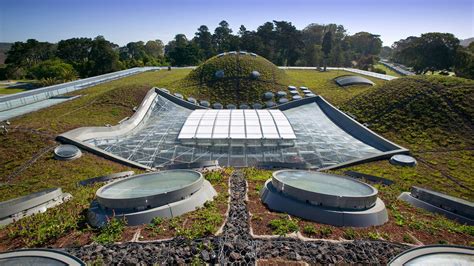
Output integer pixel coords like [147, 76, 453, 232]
[178, 109, 296, 140]
[83, 94, 383, 168]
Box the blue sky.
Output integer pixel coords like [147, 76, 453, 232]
[0, 0, 472, 46]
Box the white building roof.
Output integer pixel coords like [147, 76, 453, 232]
[178, 109, 296, 140]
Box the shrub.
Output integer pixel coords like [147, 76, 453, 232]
[268, 216, 298, 236]
[92, 217, 126, 244]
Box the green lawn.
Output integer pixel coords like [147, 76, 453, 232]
[374, 63, 402, 77]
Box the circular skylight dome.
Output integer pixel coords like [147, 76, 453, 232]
[287, 85, 297, 91]
[239, 104, 249, 109]
[290, 90, 300, 95]
[226, 104, 237, 109]
[265, 101, 276, 108]
[96, 170, 203, 210]
[212, 103, 223, 109]
[263, 92, 274, 100]
[215, 70, 225, 79]
[252, 103, 263, 109]
[250, 70, 261, 79]
[278, 98, 289, 104]
[292, 95, 302, 100]
[0, 249, 85, 266]
[389, 245, 474, 266]
[272, 170, 378, 210]
[200, 100, 210, 107]
[187, 97, 197, 104]
[390, 154, 417, 167]
[89, 170, 217, 226]
[54, 145, 82, 161]
[276, 91, 287, 98]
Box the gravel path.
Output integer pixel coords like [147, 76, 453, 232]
[67, 170, 409, 264]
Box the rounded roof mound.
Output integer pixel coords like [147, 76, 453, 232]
[185, 51, 288, 105]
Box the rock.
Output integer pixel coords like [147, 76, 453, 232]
[201, 250, 210, 261]
[230, 251, 242, 261]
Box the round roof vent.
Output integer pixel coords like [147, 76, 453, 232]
[54, 145, 82, 161]
[250, 70, 261, 79]
[214, 70, 225, 79]
[226, 104, 237, 109]
[212, 103, 223, 109]
[276, 91, 287, 97]
[300, 86, 308, 90]
[287, 85, 297, 91]
[265, 101, 276, 108]
[200, 100, 210, 107]
[187, 97, 197, 104]
[239, 104, 249, 109]
[263, 92, 274, 100]
[292, 95, 302, 100]
[289, 90, 300, 95]
[252, 103, 263, 109]
[278, 98, 289, 104]
[305, 93, 317, 97]
[390, 154, 417, 167]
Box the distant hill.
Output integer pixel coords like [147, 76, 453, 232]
[0, 43, 12, 65]
[460, 37, 474, 47]
[344, 76, 474, 147]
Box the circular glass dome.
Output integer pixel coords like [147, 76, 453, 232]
[389, 245, 474, 266]
[0, 249, 84, 266]
[390, 154, 417, 167]
[96, 170, 203, 210]
[272, 170, 378, 210]
[54, 145, 82, 160]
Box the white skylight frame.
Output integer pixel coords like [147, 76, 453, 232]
[178, 109, 296, 140]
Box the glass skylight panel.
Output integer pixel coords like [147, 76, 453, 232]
[178, 109, 295, 140]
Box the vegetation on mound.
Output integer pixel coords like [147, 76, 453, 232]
[180, 53, 289, 105]
[344, 75, 474, 149]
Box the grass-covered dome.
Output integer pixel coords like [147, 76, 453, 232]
[344, 76, 474, 147]
[182, 52, 289, 105]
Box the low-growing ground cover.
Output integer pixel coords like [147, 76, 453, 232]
[245, 168, 474, 246]
[0, 68, 472, 251]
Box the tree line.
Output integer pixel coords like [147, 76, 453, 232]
[383, 33, 473, 79]
[3, 20, 472, 84]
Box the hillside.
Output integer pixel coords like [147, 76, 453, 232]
[344, 76, 474, 149]
[181, 52, 289, 105]
[460, 37, 474, 47]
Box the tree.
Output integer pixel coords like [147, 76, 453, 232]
[212, 21, 233, 53]
[5, 39, 56, 78]
[321, 31, 332, 70]
[165, 34, 200, 66]
[29, 59, 77, 81]
[57, 38, 93, 77]
[194, 25, 214, 60]
[87, 36, 122, 76]
[454, 43, 474, 79]
[392, 33, 460, 73]
[273, 21, 303, 66]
